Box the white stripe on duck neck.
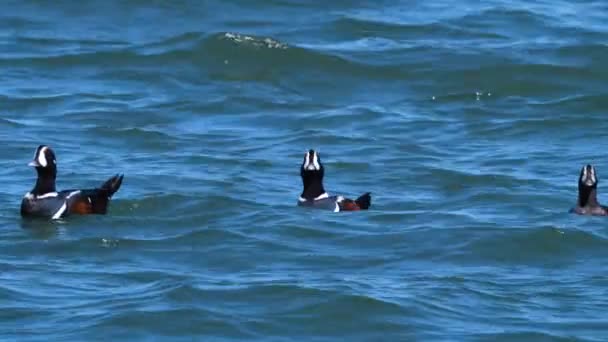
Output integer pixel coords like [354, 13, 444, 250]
[298, 192, 329, 202]
[36, 192, 58, 199]
[315, 192, 329, 200]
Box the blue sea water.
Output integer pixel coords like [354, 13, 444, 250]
[1, 0, 607, 341]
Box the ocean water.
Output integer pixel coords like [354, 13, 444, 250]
[1, 0, 607, 340]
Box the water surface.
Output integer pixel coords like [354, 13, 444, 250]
[1, 1, 607, 341]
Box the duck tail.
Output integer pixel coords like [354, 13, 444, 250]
[100, 174, 124, 198]
[355, 192, 371, 210]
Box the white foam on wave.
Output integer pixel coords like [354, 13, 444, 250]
[223, 32, 288, 50]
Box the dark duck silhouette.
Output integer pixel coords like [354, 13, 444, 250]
[297, 149, 371, 212]
[571, 164, 608, 216]
[21, 145, 124, 219]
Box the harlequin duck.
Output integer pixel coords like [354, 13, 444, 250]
[571, 164, 608, 216]
[20, 145, 124, 219]
[297, 149, 371, 212]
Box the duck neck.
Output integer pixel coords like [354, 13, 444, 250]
[31, 167, 56, 195]
[579, 187, 599, 207]
[301, 177, 326, 200]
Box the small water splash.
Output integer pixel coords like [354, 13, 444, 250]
[475, 91, 492, 101]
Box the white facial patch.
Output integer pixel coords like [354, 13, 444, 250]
[303, 152, 310, 170]
[582, 166, 597, 186]
[312, 152, 320, 170]
[582, 167, 587, 179]
[36, 146, 48, 167]
[304, 151, 320, 171]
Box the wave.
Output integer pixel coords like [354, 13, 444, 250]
[0, 31, 414, 81]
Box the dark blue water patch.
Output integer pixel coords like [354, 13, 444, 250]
[459, 226, 608, 266]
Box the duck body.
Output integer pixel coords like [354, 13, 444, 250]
[20, 145, 123, 220]
[297, 192, 372, 212]
[297, 149, 371, 212]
